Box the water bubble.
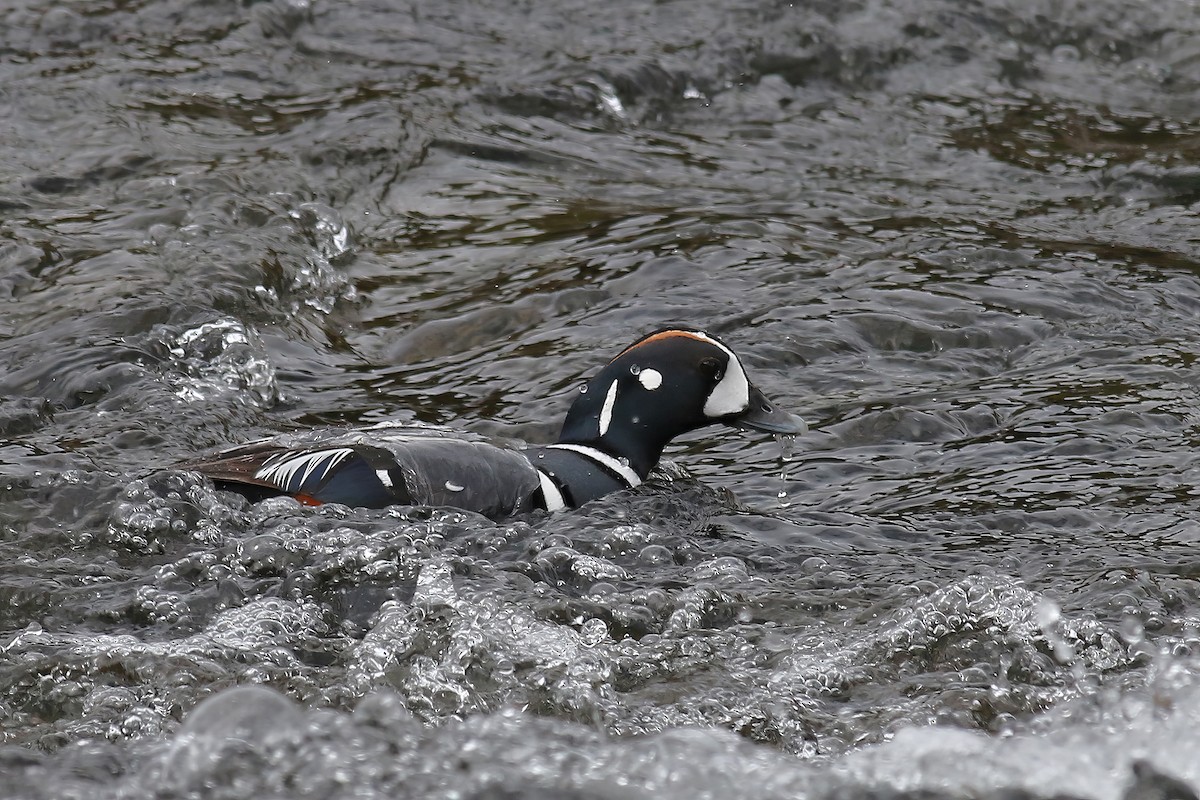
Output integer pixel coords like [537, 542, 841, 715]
[164, 685, 304, 788]
[800, 556, 827, 573]
[541, 534, 573, 551]
[589, 581, 617, 597]
[638, 545, 673, 565]
[692, 556, 748, 582]
[1051, 44, 1081, 62]
[580, 618, 608, 646]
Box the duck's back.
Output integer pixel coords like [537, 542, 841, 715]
[181, 423, 544, 520]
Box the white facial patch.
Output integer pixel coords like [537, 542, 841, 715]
[694, 334, 751, 418]
[598, 379, 619, 436]
[638, 368, 663, 390]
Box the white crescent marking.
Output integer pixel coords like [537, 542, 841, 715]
[536, 470, 566, 511]
[599, 379, 619, 436]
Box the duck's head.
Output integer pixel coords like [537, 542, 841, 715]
[557, 328, 807, 477]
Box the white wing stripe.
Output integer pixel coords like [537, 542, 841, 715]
[256, 448, 356, 491]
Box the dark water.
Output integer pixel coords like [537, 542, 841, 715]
[3, 0, 1200, 796]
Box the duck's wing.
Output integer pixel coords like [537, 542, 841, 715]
[180, 440, 407, 508]
[180, 425, 544, 518]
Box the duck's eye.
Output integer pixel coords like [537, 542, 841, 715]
[700, 357, 724, 382]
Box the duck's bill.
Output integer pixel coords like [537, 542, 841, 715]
[728, 385, 807, 435]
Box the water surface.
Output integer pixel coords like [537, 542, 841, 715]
[3, 0, 1200, 797]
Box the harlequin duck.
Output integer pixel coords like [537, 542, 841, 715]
[180, 328, 806, 519]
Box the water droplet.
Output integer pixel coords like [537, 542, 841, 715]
[774, 433, 797, 461]
[444, 481, 464, 492]
[1036, 598, 1061, 630]
[775, 434, 797, 507]
[1120, 614, 1145, 645]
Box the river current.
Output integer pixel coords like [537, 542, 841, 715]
[3, 0, 1200, 797]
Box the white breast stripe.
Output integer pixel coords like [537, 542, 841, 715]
[256, 448, 355, 491]
[537, 470, 567, 511]
[547, 443, 642, 487]
[375, 469, 394, 489]
[599, 379, 619, 436]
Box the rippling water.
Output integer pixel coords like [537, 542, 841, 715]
[3, 0, 1200, 797]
